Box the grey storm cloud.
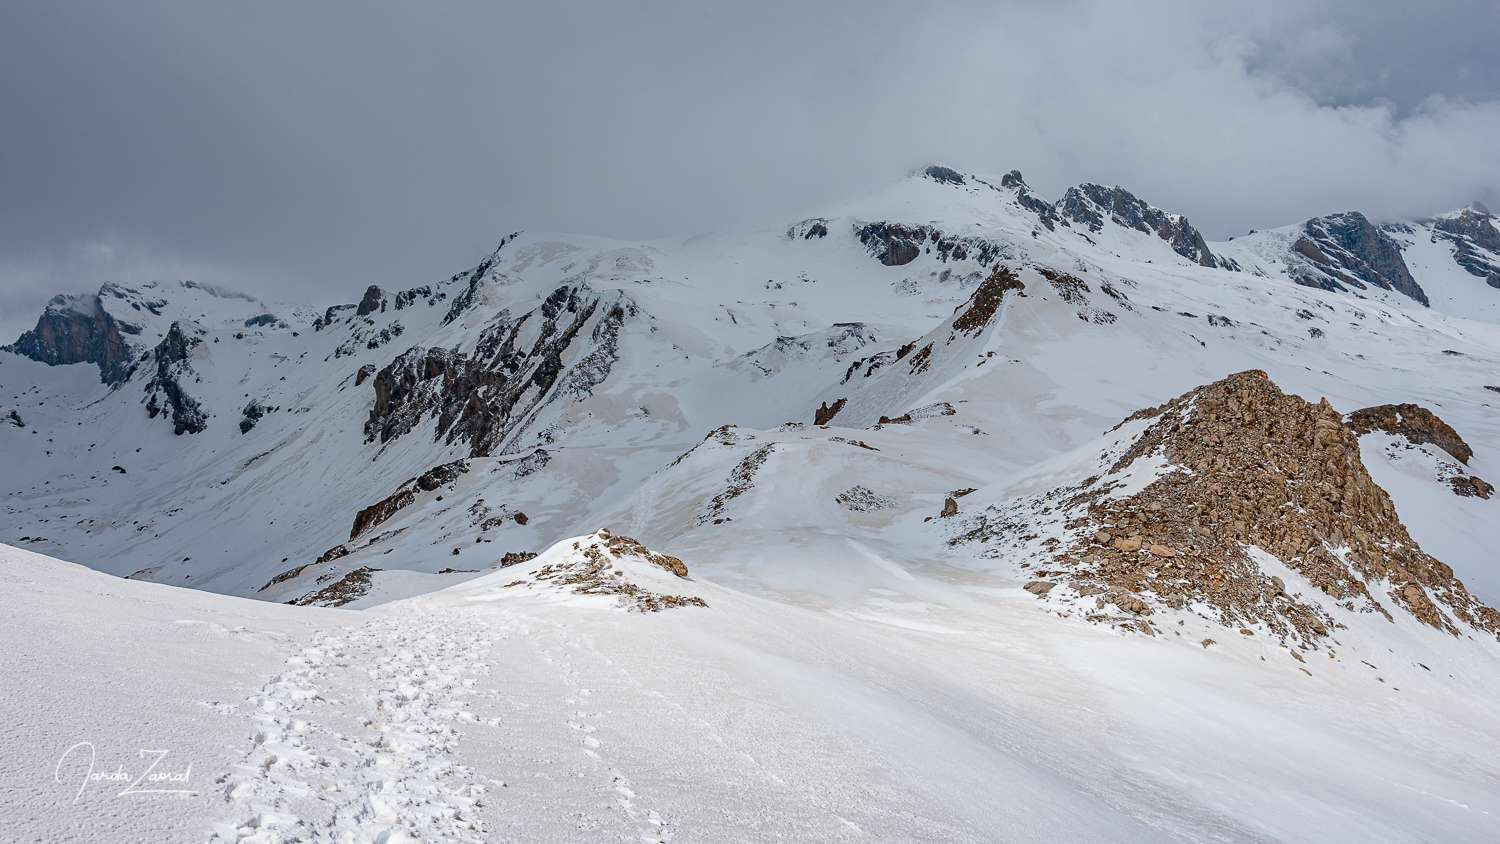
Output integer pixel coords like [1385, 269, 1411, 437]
[2, 0, 1498, 340]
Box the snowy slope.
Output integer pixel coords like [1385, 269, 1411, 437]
[7, 532, 1500, 842]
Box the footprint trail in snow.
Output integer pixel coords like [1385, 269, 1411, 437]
[211, 609, 510, 844]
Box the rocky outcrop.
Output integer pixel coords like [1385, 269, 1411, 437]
[921, 164, 965, 185]
[440, 233, 519, 327]
[1054, 183, 1221, 268]
[952, 265, 1024, 336]
[239, 400, 267, 434]
[4, 287, 143, 384]
[350, 459, 470, 540]
[1287, 213, 1428, 305]
[954, 371, 1500, 642]
[144, 322, 207, 435]
[1346, 404, 1474, 464]
[1429, 202, 1500, 289]
[854, 222, 1012, 268]
[355, 285, 386, 317]
[699, 443, 775, 525]
[243, 313, 287, 329]
[1449, 476, 1495, 499]
[999, 171, 1061, 230]
[1036, 267, 1118, 324]
[366, 284, 634, 457]
[289, 567, 381, 607]
[814, 397, 847, 425]
[504, 529, 702, 612]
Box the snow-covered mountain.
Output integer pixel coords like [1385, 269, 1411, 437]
[5, 166, 1500, 841]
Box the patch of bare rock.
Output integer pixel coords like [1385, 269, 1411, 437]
[953, 370, 1500, 643]
[1346, 403, 1474, 464]
[509, 529, 705, 612]
[288, 566, 381, 607]
[1346, 402, 1492, 498]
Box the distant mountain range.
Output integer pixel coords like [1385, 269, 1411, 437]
[3, 165, 1498, 642]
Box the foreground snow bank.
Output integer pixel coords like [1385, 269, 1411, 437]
[6, 538, 1500, 842]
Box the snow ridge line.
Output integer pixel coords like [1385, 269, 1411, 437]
[209, 610, 509, 844]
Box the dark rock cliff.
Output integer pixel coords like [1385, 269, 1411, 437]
[4, 288, 143, 384]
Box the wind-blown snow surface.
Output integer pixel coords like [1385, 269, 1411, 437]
[6, 168, 1500, 840]
[6, 538, 1500, 842]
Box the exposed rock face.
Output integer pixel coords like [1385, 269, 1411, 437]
[4, 288, 143, 384]
[1429, 202, 1500, 289]
[1036, 267, 1118, 324]
[1450, 476, 1495, 499]
[366, 284, 634, 457]
[814, 397, 847, 425]
[699, 443, 775, 525]
[738, 323, 876, 379]
[1346, 404, 1474, 464]
[259, 563, 310, 592]
[999, 171, 1061, 230]
[836, 485, 895, 512]
[243, 313, 286, 329]
[504, 530, 702, 612]
[786, 218, 830, 240]
[922, 165, 965, 185]
[355, 285, 386, 317]
[289, 566, 381, 607]
[1054, 183, 1221, 268]
[953, 265, 1024, 336]
[854, 222, 1012, 268]
[144, 322, 207, 435]
[1287, 213, 1428, 305]
[954, 370, 1500, 642]
[240, 400, 267, 434]
[437, 233, 519, 327]
[350, 459, 470, 540]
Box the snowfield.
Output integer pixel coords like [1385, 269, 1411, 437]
[7, 534, 1500, 842]
[5, 167, 1500, 841]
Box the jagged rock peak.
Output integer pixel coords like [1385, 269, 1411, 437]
[1290, 212, 1429, 305]
[1054, 183, 1221, 268]
[145, 321, 208, 435]
[956, 370, 1500, 642]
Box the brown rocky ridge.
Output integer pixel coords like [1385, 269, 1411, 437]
[951, 370, 1500, 643]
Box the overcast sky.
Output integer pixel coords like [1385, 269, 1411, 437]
[3, 0, 1498, 340]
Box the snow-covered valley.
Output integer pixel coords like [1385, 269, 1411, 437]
[5, 167, 1500, 841]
